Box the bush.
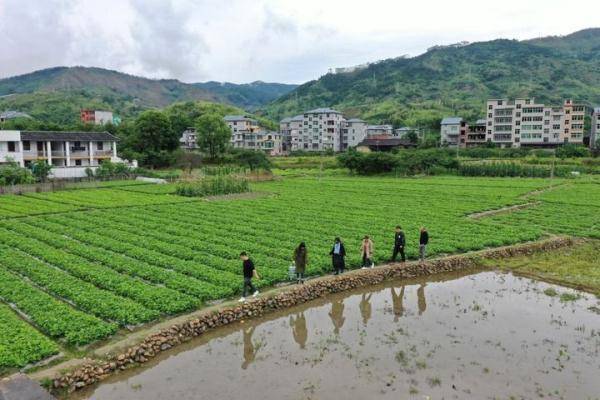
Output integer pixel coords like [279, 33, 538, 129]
[30, 160, 52, 182]
[556, 144, 590, 159]
[0, 161, 35, 185]
[337, 150, 399, 174]
[457, 162, 578, 177]
[175, 176, 250, 197]
[95, 161, 134, 178]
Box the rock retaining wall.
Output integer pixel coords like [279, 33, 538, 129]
[51, 236, 574, 393]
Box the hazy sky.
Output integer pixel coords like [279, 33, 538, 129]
[1, 0, 599, 84]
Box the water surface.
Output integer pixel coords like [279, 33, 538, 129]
[74, 270, 600, 400]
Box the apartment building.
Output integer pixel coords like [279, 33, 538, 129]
[440, 117, 468, 147]
[293, 108, 345, 152]
[179, 128, 198, 151]
[342, 118, 368, 149]
[224, 115, 283, 155]
[279, 115, 303, 152]
[466, 119, 487, 147]
[591, 108, 600, 149]
[0, 130, 121, 178]
[485, 98, 585, 148]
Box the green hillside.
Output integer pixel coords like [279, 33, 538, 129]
[261, 28, 600, 130]
[0, 67, 294, 125]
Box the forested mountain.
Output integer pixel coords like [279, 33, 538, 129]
[193, 81, 297, 110]
[0, 67, 295, 125]
[261, 28, 600, 130]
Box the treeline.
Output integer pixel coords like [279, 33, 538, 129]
[338, 147, 596, 177]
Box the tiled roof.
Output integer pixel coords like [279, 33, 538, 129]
[20, 131, 119, 141]
[305, 108, 342, 114]
[223, 115, 256, 122]
[441, 117, 463, 125]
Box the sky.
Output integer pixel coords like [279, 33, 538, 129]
[1, 0, 599, 84]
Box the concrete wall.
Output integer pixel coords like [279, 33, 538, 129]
[0, 130, 23, 165]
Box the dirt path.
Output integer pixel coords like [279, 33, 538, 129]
[467, 182, 569, 220]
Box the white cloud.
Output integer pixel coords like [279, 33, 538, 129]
[1, 0, 599, 83]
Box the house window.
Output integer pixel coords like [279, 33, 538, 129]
[23, 141, 30, 151]
[97, 142, 104, 150]
[488, 105, 493, 110]
[7, 141, 16, 152]
[75, 159, 82, 166]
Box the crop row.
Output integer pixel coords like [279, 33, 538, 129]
[0, 266, 116, 345]
[0, 225, 197, 314]
[0, 302, 58, 369]
[0, 242, 156, 325]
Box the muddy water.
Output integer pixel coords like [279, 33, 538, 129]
[74, 270, 600, 400]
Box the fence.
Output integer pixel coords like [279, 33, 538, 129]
[0, 175, 137, 196]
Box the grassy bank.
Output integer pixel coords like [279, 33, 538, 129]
[482, 239, 600, 296]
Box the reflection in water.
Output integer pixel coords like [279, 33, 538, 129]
[359, 294, 372, 326]
[329, 300, 345, 335]
[390, 286, 405, 321]
[75, 272, 600, 400]
[417, 284, 426, 315]
[241, 326, 256, 370]
[289, 312, 307, 349]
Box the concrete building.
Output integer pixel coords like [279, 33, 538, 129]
[366, 124, 393, 137]
[342, 118, 368, 149]
[0, 130, 123, 178]
[591, 108, 600, 149]
[356, 135, 416, 152]
[279, 115, 303, 152]
[466, 119, 487, 147]
[224, 115, 282, 155]
[179, 128, 198, 151]
[394, 127, 423, 141]
[80, 110, 118, 125]
[294, 108, 345, 152]
[485, 98, 585, 148]
[440, 117, 467, 147]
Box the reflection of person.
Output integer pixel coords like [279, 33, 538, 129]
[293, 242, 308, 284]
[391, 286, 405, 321]
[392, 226, 406, 262]
[359, 293, 372, 325]
[329, 237, 346, 275]
[290, 312, 307, 349]
[360, 236, 374, 269]
[241, 326, 257, 369]
[417, 284, 427, 315]
[329, 300, 345, 334]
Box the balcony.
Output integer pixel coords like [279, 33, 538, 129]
[94, 150, 113, 158]
[22, 150, 47, 160]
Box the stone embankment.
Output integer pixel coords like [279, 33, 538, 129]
[51, 236, 574, 394]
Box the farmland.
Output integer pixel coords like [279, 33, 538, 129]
[0, 176, 599, 371]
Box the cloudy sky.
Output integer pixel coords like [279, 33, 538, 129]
[1, 0, 599, 84]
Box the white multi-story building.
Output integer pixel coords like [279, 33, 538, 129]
[591, 107, 600, 149]
[485, 98, 585, 148]
[342, 118, 368, 149]
[279, 115, 303, 152]
[0, 130, 122, 178]
[294, 108, 345, 152]
[440, 117, 467, 147]
[179, 128, 198, 151]
[224, 115, 282, 155]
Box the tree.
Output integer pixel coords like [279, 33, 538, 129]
[127, 110, 178, 168]
[30, 160, 53, 182]
[176, 151, 203, 174]
[0, 160, 34, 185]
[233, 149, 271, 171]
[195, 114, 231, 160]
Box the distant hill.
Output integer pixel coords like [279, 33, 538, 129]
[193, 81, 298, 111]
[261, 28, 600, 130]
[0, 67, 295, 125]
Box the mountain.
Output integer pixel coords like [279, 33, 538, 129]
[192, 81, 298, 111]
[0, 67, 295, 125]
[261, 28, 600, 130]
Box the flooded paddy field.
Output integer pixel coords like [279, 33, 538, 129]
[72, 270, 600, 400]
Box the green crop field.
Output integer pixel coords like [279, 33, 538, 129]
[0, 176, 598, 371]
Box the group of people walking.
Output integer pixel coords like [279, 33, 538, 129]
[238, 226, 430, 302]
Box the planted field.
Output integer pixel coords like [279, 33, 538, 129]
[0, 176, 598, 370]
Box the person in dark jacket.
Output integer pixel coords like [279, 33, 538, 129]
[419, 227, 429, 263]
[329, 237, 346, 275]
[391, 225, 406, 262]
[293, 242, 308, 284]
[239, 252, 260, 302]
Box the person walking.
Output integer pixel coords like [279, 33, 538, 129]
[329, 237, 346, 275]
[391, 225, 406, 262]
[419, 227, 429, 263]
[239, 252, 260, 302]
[293, 242, 308, 284]
[360, 235, 374, 269]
